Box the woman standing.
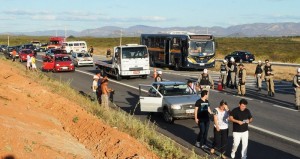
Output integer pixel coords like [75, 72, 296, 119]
[211, 100, 230, 159]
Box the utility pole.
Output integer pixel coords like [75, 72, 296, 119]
[7, 35, 9, 46]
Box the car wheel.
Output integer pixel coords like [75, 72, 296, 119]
[163, 108, 174, 124]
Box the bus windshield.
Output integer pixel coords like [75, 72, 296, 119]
[189, 41, 214, 54]
[122, 47, 148, 59]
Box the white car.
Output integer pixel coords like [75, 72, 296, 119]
[71, 52, 94, 67]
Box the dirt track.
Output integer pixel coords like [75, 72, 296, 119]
[0, 59, 157, 159]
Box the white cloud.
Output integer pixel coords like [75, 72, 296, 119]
[31, 15, 56, 20]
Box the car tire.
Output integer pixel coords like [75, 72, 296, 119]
[163, 108, 174, 124]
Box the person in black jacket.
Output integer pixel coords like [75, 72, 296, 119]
[254, 60, 263, 91]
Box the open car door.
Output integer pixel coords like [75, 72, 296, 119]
[42, 55, 55, 71]
[139, 84, 163, 112]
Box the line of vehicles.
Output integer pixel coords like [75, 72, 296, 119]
[0, 32, 256, 124]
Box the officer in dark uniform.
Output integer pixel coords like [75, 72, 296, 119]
[228, 57, 237, 89]
[293, 68, 300, 110]
[197, 69, 214, 93]
[237, 63, 246, 96]
[262, 59, 275, 97]
[255, 60, 263, 91]
[220, 60, 229, 89]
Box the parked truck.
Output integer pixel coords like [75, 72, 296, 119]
[95, 44, 150, 80]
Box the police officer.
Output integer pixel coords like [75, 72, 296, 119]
[255, 60, 263, 91]
[262, 59, 275, 97]
[197, 69, 214, 92]
[220, 60, 229, 89]
[228, 57, 237, 89]
[155, 70, 163, 82]
[237, 63, 246, 96]
[293, 68, 300, 110]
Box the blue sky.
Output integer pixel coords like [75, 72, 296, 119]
[0, 0, 299, 32]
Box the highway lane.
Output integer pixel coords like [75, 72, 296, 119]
[22, 53, 300, 158]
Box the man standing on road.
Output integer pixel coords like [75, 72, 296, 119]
[30, 55, 37, 71]
[197, 69, 214, 93]
[89, 46, 94, 57]
[92, 75, 99, 102]
[262, 59, 275, 97]
[293, 68, 300, 110]
[254, 60, 263, 91]
[229, 99, 253, 159]
[26, 54, 31, 70]
[220, 60, 229, 89]
[95, 72, 103, 104]
[194, 90, 212, 149]
[228, 57, 237, 89]
[237, 63, 246, 96]
[101, 75, 113, 108]
[12, 49, 17, 62]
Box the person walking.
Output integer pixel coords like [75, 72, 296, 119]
[220, 60, 229, 89]
[12, 49, 17, 62]
[228, 57, 237, 89]
[237, 63, 246, 96]
[229, 99, 253, 159]
[88, 46, 94, 57]
[30, 55, 37, 71]
[293, 68, 300, 110]
[101, 75, 113, 108]
[254, 60, 263, 91]
[211, 100, 230, 159]
[155, 71, 163, 82]
[262, 59, 275, 97]
[197, 69, 214, 92]
[194, 90, 212, 149]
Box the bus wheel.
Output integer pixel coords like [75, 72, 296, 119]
[141, 75, 147, 79]
[174, 62, 181, 71]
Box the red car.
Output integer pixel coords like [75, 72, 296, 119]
[18, 49, 34, 62]
[42, 54, 75, 72]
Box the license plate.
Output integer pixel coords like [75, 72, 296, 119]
[199, 63, 205, 66]
[249, 59, 253, 61]
[61, 67, 68, 70]
[186, 109, 194, 114]
[133, 71, 140, 74]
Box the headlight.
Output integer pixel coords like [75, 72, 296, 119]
[70, 63, 74, 66]
[171, 104, 181, 110]
[56, 64, 60, 66]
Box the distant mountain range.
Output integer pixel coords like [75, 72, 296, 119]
[2, 22, 300, 37]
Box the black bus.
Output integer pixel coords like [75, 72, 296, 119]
[141, 32, 215, 70]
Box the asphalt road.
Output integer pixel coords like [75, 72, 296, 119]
[13, 53, 300, 159]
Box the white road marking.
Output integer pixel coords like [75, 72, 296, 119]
[272, 104, 298, 111]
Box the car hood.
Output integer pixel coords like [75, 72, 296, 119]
[163, 95, 199, 105]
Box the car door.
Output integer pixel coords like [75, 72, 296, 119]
[42, 56, 55, 70]
[139, 84, 163, 112]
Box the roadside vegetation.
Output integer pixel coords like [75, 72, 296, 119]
[0, 56, 201, 159]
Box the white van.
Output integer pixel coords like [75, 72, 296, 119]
[62, 41, 87, 53]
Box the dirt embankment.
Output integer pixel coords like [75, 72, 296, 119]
[0, 59, 158, 159]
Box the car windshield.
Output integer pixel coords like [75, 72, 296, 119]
[22, 50, 32, 54]
[158, 84, 193, 96]
[55, 56, 71, 62]
[77, 53, 91, 58]
[189, 41, 214, 54]
[121, 47, 148, 59]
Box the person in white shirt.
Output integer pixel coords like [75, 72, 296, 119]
[211, 100, 230, 159]
[186, 80, 196, 94]
[92, 75, 99, 102]
[26, 55, 31, 70]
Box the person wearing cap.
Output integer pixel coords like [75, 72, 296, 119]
[220, 60, 229, 89]
[254, 60, 263, 91]
[186, 80, 197, 94]
[293, 68, 300, 110]
[197, 69, 214, 93]
[155, 70, 163, 82]
[92, 74, 99, 102]
[262, 59, 275, 97]
[228, 57, 237, 89]
[211, 100, 230, 158]
[237, 63, 246, 96]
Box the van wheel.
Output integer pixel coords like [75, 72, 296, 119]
[163, 108, 174, 124]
